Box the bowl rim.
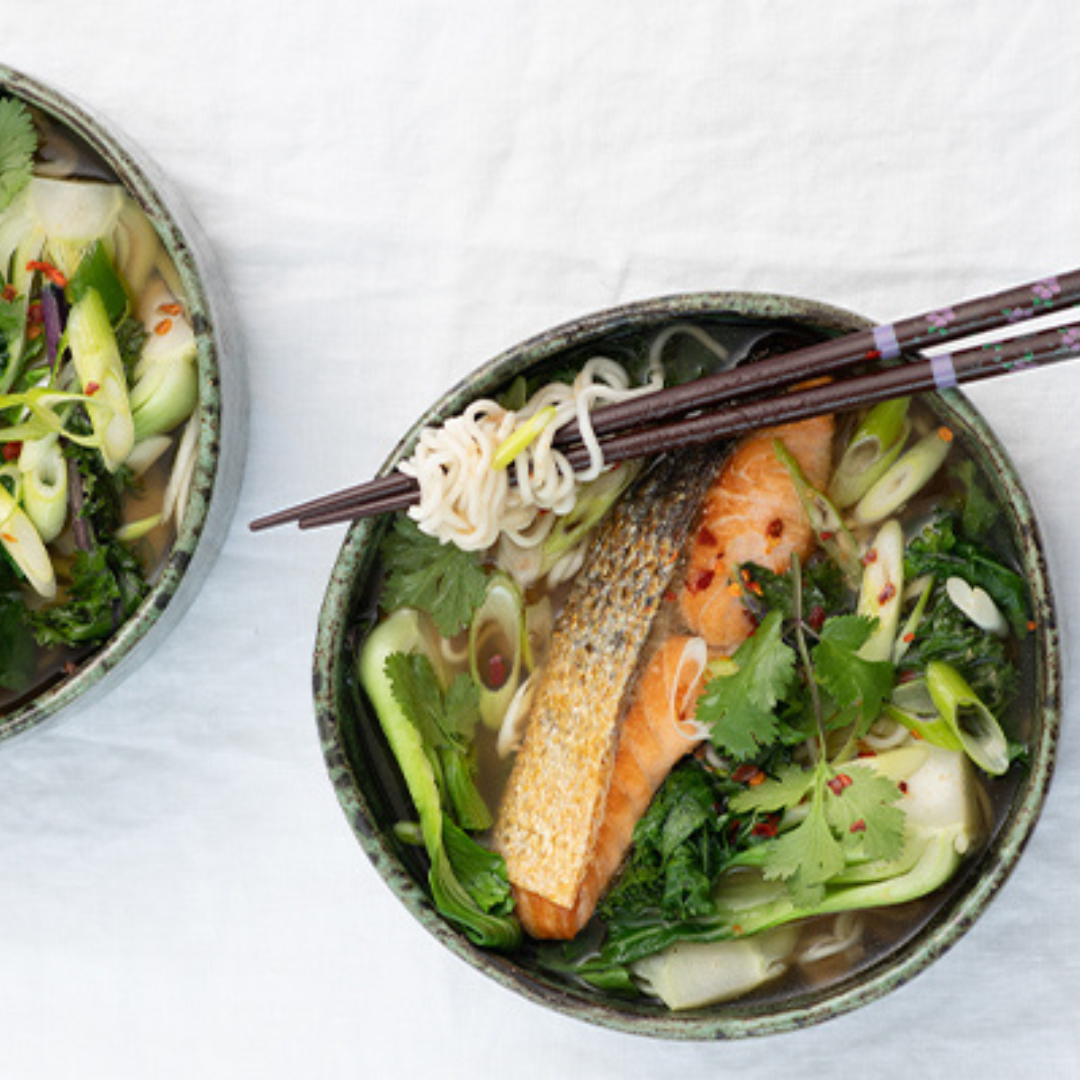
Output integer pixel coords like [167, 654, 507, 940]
[313, 291, 1061, 1039]
[0, 65, 245, 742]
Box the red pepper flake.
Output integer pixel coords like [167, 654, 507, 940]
[731, 764, 763, 785]
[154, 318, 173, 336]
[809, 604, 826, 633]
[25, 259, 68, 288]
[688, 569, 714, 594]
[2, 442, 21, 462]
[487, 653, 508, 690]
[864, 348, 881, 362]
[158, 302, 183, 316]
[877, 582, 897, 605]
[85, 381, 101, 397]
[827, 773, 853, 796]
[820, 530, 835, 542]
[1026, 620, 1037, 632]
[862, 547, 878, 566]
[766, 518, 784, 539]
[0, 531, 15, 544]
[898, 781, 909, 794]
[937, 426, 954, 443]
[697, 525, 718, 547]
[903, 631, 915, 643]
[752, 817, 779, 839]
[26, 301, 43, 324]
[0, 285, 16, 302]
[849, 819, 867, 834]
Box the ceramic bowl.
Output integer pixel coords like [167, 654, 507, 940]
[0, 66, 246, 741]
[313, 293, 1059, 1038]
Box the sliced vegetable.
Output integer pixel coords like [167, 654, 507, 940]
[468, 572, 525, 730]
[0, 481, 55, 598]
[18, 436, 68, 543]
[926, 660, 1009, 775]
[853, 427, 953, 525]
[856, 520, 904, 662]
[774, 438, 861, 585]
[66, 287, 135, 471]
[632, 924, 798, 1010]
[830, 398, 911, 508]
[945, 576, 1008, 637]
[358, 609, 520, 949]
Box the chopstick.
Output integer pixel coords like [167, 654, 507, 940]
[250, 269, 1080, 532]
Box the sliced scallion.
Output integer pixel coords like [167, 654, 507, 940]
[829, 399, 911, 509]
[856, 519, 904, 662]
[853, 428, 953, 525]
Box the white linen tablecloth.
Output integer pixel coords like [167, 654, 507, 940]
[3, 2, 1078, 1077]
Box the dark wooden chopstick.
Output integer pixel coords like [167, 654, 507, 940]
[555, 268, 1080, 444]
[250, 269, 1080, 532]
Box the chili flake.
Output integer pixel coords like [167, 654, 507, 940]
[2, 442, 22, 462]
[25, 260, 67, 289]
[154, 318, 173, 336]
[487, 653, 508, 690]
[158, 302, 183, 316]
[937, 426, 954, 443]
[849, 819, 867, 834]
[0, 285, 16, 302]
[877, 582, 897, 605]
[862, 547, 878, 566]
[827, 773, 853, 796]
[85, 381, 101, 397]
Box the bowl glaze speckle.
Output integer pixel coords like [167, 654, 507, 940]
[313, 293, 1059, 1039]
[0, 66, 246, 742]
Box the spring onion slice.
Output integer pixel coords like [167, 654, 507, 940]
[773, 438, 861, 585]
[0, 483, 55, 598]
[926, 661, 1009, 776]
[492, 405, 557, 470]
[856, 520, 904, 662]
[830, 399, 911, 509]
[853, 428, 952, 525]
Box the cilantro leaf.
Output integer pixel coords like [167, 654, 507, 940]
[813, 615, 894, 726]
[695, 610, 796, 760]
[378, 515, 488, 636]
[384, 651, 490, 830]
[729, 761, 815, 815]
[762, 771, 845, 905]
[0, 97, 36, 213]
[823, 764, 906, 863]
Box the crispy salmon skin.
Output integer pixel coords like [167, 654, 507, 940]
[493, 448, 724, 909]
[503, 415, 834, 938]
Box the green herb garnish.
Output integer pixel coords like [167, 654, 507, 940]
[379, 515, 488, 637]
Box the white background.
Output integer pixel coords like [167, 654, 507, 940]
[4, 2, 1079, 1077]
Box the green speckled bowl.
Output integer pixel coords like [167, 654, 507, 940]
[0, 66, 246, 742]
[314, 293, 1060, 1039]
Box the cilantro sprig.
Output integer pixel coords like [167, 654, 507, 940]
[378, 515, 488, 636]
[696, 556, 904, 903]
[0, 97, 36, 214]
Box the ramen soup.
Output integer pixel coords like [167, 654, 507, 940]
[353, 316, 1032, 1011]
[0, 95, 199, 712]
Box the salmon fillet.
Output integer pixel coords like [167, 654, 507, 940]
[679, 414, 834, 652]
[512, 415, 835, 940]
[514, 635, 708, 938]
[493, 449, 724, 910]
